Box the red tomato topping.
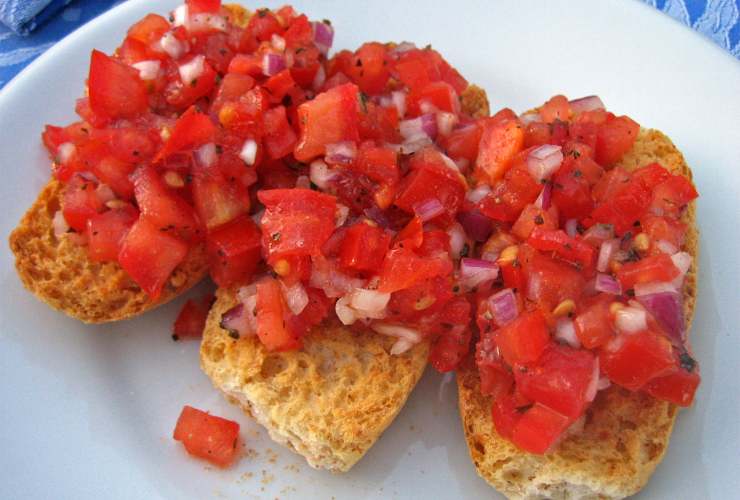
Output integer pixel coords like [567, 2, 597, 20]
[495, 310, 550, 367]
[255, 277, 301, 351]
[173, 405, 240, 467]
[510, 403, 571, 454]
[206, 215, 262, 288]
[173, 295, 213, 340]
[600, 329, 676, 391]
[88, 50, 148, 119]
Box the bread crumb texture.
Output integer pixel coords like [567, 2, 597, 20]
[200, 287, 429, 472]
[9, 179, 208, 323]
[457, 128, 699, 499]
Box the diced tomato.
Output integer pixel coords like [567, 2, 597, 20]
[386, 276, 454, 323]
[588, 175, 652, 235]
[479, 161, 541, 222]
[394, 215, 424, 249]
[294, 83, 360, 162]
[522, 249, 585, 312]
[428, 297, 472, 372]
[262, 106, 297, 159]
[88, 50, 148, 119]
[255, 277, 301, 351]
[91, 155, 137, 200]
[262, 70, 296, 104]
[287, 286, 332, 337]
[511, 204, 558, 240]
[86, 206, 138, 262]
[491, 392, 520, 440]
[600, 329, 676, 391]
[377, 246, 452, 293]
[173, 295, 213, 340]
[339, 222, 391, 274]
[649, 175, 699, 218]
[511, 403, 571, 454]
[500, 259, 527, 293]
[192, 159, 250, 230]
[592, 166, 630, 204]
[346, 42, 390, 95]
[595, 115, 639, 166]
[352, 143, 399, 208]
[211, 74, 256, 114]
[258, 188, 337, 262]
[273, 254, 312, 286]
[206, 215, 261, 288]
[495, 310, 550, 367]
[527, 227, 595, 269]
[282, 14, 313, 48]
[474, 112, 524, 184]
[165, 58, 217, 109]
[515, 345, 596, 418]
[156, 106, 217, 161]
[641, 215, 686, 254]
[132, 166, 202, 240]
[227, 53, 263, 77]
[616, 253, 680, 291]
[551, 162, 594, 220]
[477, 334, 515, 398]
[127, 14, 170, 45]
[394, 161, 466, 222]
[439, 122, 482, 163]
[187, 0, 221, 14]
[62, 175, 104, 232]
[118, 218, 189, 298]
[573, 294, 615, 349]
[173, 405, 239, 467]
[407, 81, 459, 117]
[539, 95, 571, 123]
[246, 8, 283, 42]
[643, 364, 700, 407]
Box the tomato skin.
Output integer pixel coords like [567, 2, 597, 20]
[339, 222, 391, 274]
[386, 276, 453, 324]
[644, 366, 700, 407]
[88, 50, 148, 119]
[595, 115, 639, 166]
[511, 403, 571, 455]
[551, 162, 595, 220]
[255, 277, 301, 351]
[118, 218, 189, 299]
[165, 58, 217, 110]
[539, 95, 571, 123]
[600, 329, 676, 391]
[641, 215, 686, 254]
[649, 175, 699, 218]
[62, 175, 104, 232]
[173, 405, 239, 467]
[394, 215, 424, 249]
[515, 345, 596, 418]
[206, 215, 262, 288]
[439, 122, 482, 163]
[187, 0, 221, 14]
[127, 14, 170, 45]
[173, 296, 213, 340]
[294, 83, 360, 162]
[86, 206, 139, 262]
[491, 392, 520, 440]
[527, 227, 595, 270]
[479, 161, 541, 222]
[346, 42, 390, 95]
[474, 113, 524, 184]
[495, 310, 550, 367]
[573, 294, 616, 349]
[191, 159, 250, 231]
[428, 297, 472, 372]
[616, 253, 680, 291]
[377, 246, 452, 293]
[258, 188, 337, 262]
[407, 81, 459, 117]
[588, 176, 652, 235]
[394, 155, 466, 222]
[511, 204, 558, 240]
[246, 8, 283, 42]
[156, 106, 217, 161]
[262, 105, 297, 159]
[522, 249, 585, 312]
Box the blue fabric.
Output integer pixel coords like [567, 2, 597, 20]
[0, 1, 737, 91]
[0, 0, 72, 35]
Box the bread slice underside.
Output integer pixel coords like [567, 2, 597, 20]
[457, 128, 699, 500]
[9, 179, 209, 323]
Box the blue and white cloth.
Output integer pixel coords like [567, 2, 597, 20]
[0, 0, 737, 90]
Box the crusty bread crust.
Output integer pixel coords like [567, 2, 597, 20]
[457, 128, 699, 499]
[200, 287, 429, 472]
[8, 179, 208, 323]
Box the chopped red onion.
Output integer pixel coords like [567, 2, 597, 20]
[311, 64, 326, 91]
[534, 182, 552, 209]
[594, 273, 622, 295]
[131, 60, 161, 80]
[519, 112, 542, 124]
[188, 13, 228, 33]
[325, 141, 356, 165]
[371, 322, 421, 343]
[585, 358, 600, 402]
[309, 160, 336, 190]
[219, 303, 255, 338]
[447, 222, 468, 259]
[583, 223, 615, 245]
[335, 203, 349, 227]
[281, 281, 309, 315]
[614, 306, 647, 333]
[466, 184, 491, 204]
[634, 281, 677, 296]
[400, 114, 437, 140]
[564, 218, 578, 238]
[391, 91, 407, 117]
[195, 142, 217, 168]
[262, 53, 286, 76]
[413, 198, 445, 222]
[555, 318, 580, 348]
[390, 338, 416, 355]
[389, 41, 417, 55]
[436, 112, 458, 136]
[270, 33, 286, 52]
[569, 95, 605, 114]
[527, 272, 542, 301]
[335, 295, 356, 325]
[171, 5, 188, 26]
[52, 210, 70, 238]
[159, 32, 186, 59]
[239, 138, 257, 165]
[488, 288, 518, 326]
[671, 252, 691, 278]
[57, 142, 75, 165]
[95, 184, 116, 204]
[655, 239, 678, 255]
[350, 288, 391, 319]
[597, 238, 619, 273]
[460, 258, 499, 289]
[178, 55, 204, 84]
[312, 21, 334, 54]
[389, 136, 433, 155]
[457, 210, 493, 242]
[295, 175, 310, 189]
[527, 144, 563, 181]
[636, 290, 685, 342]
[597, 376, 611, 391]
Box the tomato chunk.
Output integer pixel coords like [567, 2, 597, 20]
[495, 310, 550, 367]
[474, 113, 524, 184]
[156, 107, 217, 161]
[644, 364, 700, 407]
[595, 115, 639, 166]
[600, 329, 676, 391]
[527, 227, 595, 270]
[206, 215, 262, 288]
[573, 294, 615, 349]
[173, 295, 213, 340]
[118, 218, 188, 299]
[88, 50, 148, 119]
[339, 222, 391, 274]
[616, 253, 680, 291]
[258, 188, 337, 262]
[86, 206, 138, 262]
[511, 403, 571, 454]
[377, 246, 452, 293]
[428, 297, 472, 372]
[62, 175, 104, 232]
[255, 277, 301, 351]
[173, 405, 239, 467]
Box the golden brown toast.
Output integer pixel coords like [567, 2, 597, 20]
[457, 128, 699, 499]
[8, 179, 208, 323]
[200, 287, 429, 472]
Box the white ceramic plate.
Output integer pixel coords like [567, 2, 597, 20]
[1, 1, 738, 498]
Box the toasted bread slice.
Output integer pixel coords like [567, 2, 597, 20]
[200, 287, 429, 471]
[457, 128, 699, 499]
[8, 179, 208, 323]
